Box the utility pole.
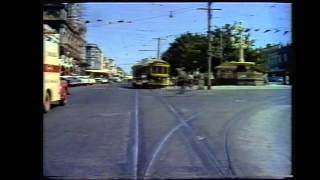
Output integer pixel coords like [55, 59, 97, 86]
[198, 3, 221, 90]
[207, 2, 212, 89]
[220, 29, 223, 64]
[153, 38, 165, 59]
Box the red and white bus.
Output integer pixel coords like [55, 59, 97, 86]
[43, 31, 68, 113]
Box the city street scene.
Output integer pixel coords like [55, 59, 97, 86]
[43, 2, 292, 179]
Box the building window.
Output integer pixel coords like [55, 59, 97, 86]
[283, 54, 288, 62]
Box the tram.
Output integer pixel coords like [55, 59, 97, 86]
[132, 59, 171, 88]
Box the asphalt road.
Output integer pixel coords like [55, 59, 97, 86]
[43, 83, 292, 179]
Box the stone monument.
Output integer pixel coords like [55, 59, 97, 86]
[215, 21, 265, 85]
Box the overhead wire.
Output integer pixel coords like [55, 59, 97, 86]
[86, 7, 198, 28]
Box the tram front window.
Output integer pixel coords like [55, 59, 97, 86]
[152, 66, 160, 74]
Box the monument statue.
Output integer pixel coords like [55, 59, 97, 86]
[214, 21, 266, 86]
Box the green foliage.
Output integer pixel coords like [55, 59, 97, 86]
[162, 24, 264, 75]
[162, 33, 208, 75]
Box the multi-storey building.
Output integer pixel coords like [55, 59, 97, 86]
[43, 3, 87, 75]
[260, 44, 292, 84]
[86, 43, 102, 70]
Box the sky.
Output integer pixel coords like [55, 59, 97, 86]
[82, 2, 291, 74]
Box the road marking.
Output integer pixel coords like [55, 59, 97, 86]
[96, 112, 123, 117]
[133, 90, 139, 178]
[145, 113, 199, 176]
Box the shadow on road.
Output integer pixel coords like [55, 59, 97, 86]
[161, 92, 195, 97]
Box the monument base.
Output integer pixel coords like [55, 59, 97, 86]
[215, 61, 266, 86]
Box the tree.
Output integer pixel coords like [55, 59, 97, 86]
[162, 33, 208, 76]
[162, 23, 263, 76]
[213, 23, 260, 63]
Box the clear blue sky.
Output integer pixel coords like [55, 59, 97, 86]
[82, 2, 291, 73]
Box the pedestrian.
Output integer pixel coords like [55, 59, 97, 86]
[198, 73, 205, 90]
[187, 73, 194, 89]
[263, 73, 269, 85]
[176, 68, 188, 94]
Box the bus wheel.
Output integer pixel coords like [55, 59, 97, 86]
[59, 93, 67, 106]
[59, 98, 67, 106]
[43, 92, 51, 113]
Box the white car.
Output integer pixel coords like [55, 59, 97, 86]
[88, 78, 96, 85]
[115, 78, 122, 82]
[75, 76, 91, 85]
[110, 77, 122, 82]
[95, 78, 109, 84]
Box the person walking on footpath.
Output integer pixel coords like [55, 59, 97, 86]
[176, 68, 188, 94]
[187, 73, 194, 89]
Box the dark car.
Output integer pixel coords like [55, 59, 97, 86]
[268, 76, 283, 82]
[62, 76, 82, 87]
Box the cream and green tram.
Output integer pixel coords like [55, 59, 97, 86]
[132, 59, 171, 88]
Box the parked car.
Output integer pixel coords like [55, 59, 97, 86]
[110, 77, 122, 82]
[61, 76, 81, 87]
[268, 76, 283, 82]
[88, 77, 96, 85]
[75, 76, 91, 86]
[95, 78, 109, 84]
[69, 77, 82, 86]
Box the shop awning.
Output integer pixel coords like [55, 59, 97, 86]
[85, 69, 110, 74]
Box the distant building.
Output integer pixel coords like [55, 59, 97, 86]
[116, 67, 125, 77]
[108, 62, 118, 77]
[100, 53, 105, 70]
[86, 43, 102, 70]
[260, 44, 291, 78]
[102, 57, 110, 70]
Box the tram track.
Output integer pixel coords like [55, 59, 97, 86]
[129, 86, 284, 179]
[142, 89, 236, 178]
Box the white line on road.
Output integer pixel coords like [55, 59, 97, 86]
[145, 113, 199, 176]
[96, 112, 124, 117]
[133, 90, 139, 178]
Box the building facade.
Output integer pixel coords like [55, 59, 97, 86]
[43, 3, 87, 75]
[102, 57, 110, 70]
[86, 43, 103, 70]
[260, 44, 292, 84]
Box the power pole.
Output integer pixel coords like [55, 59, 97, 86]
[207, 2, 212, 90]
[153, 38, 165, 59]
[220, 29, 223, 64]
[198, 3, 221, 90]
